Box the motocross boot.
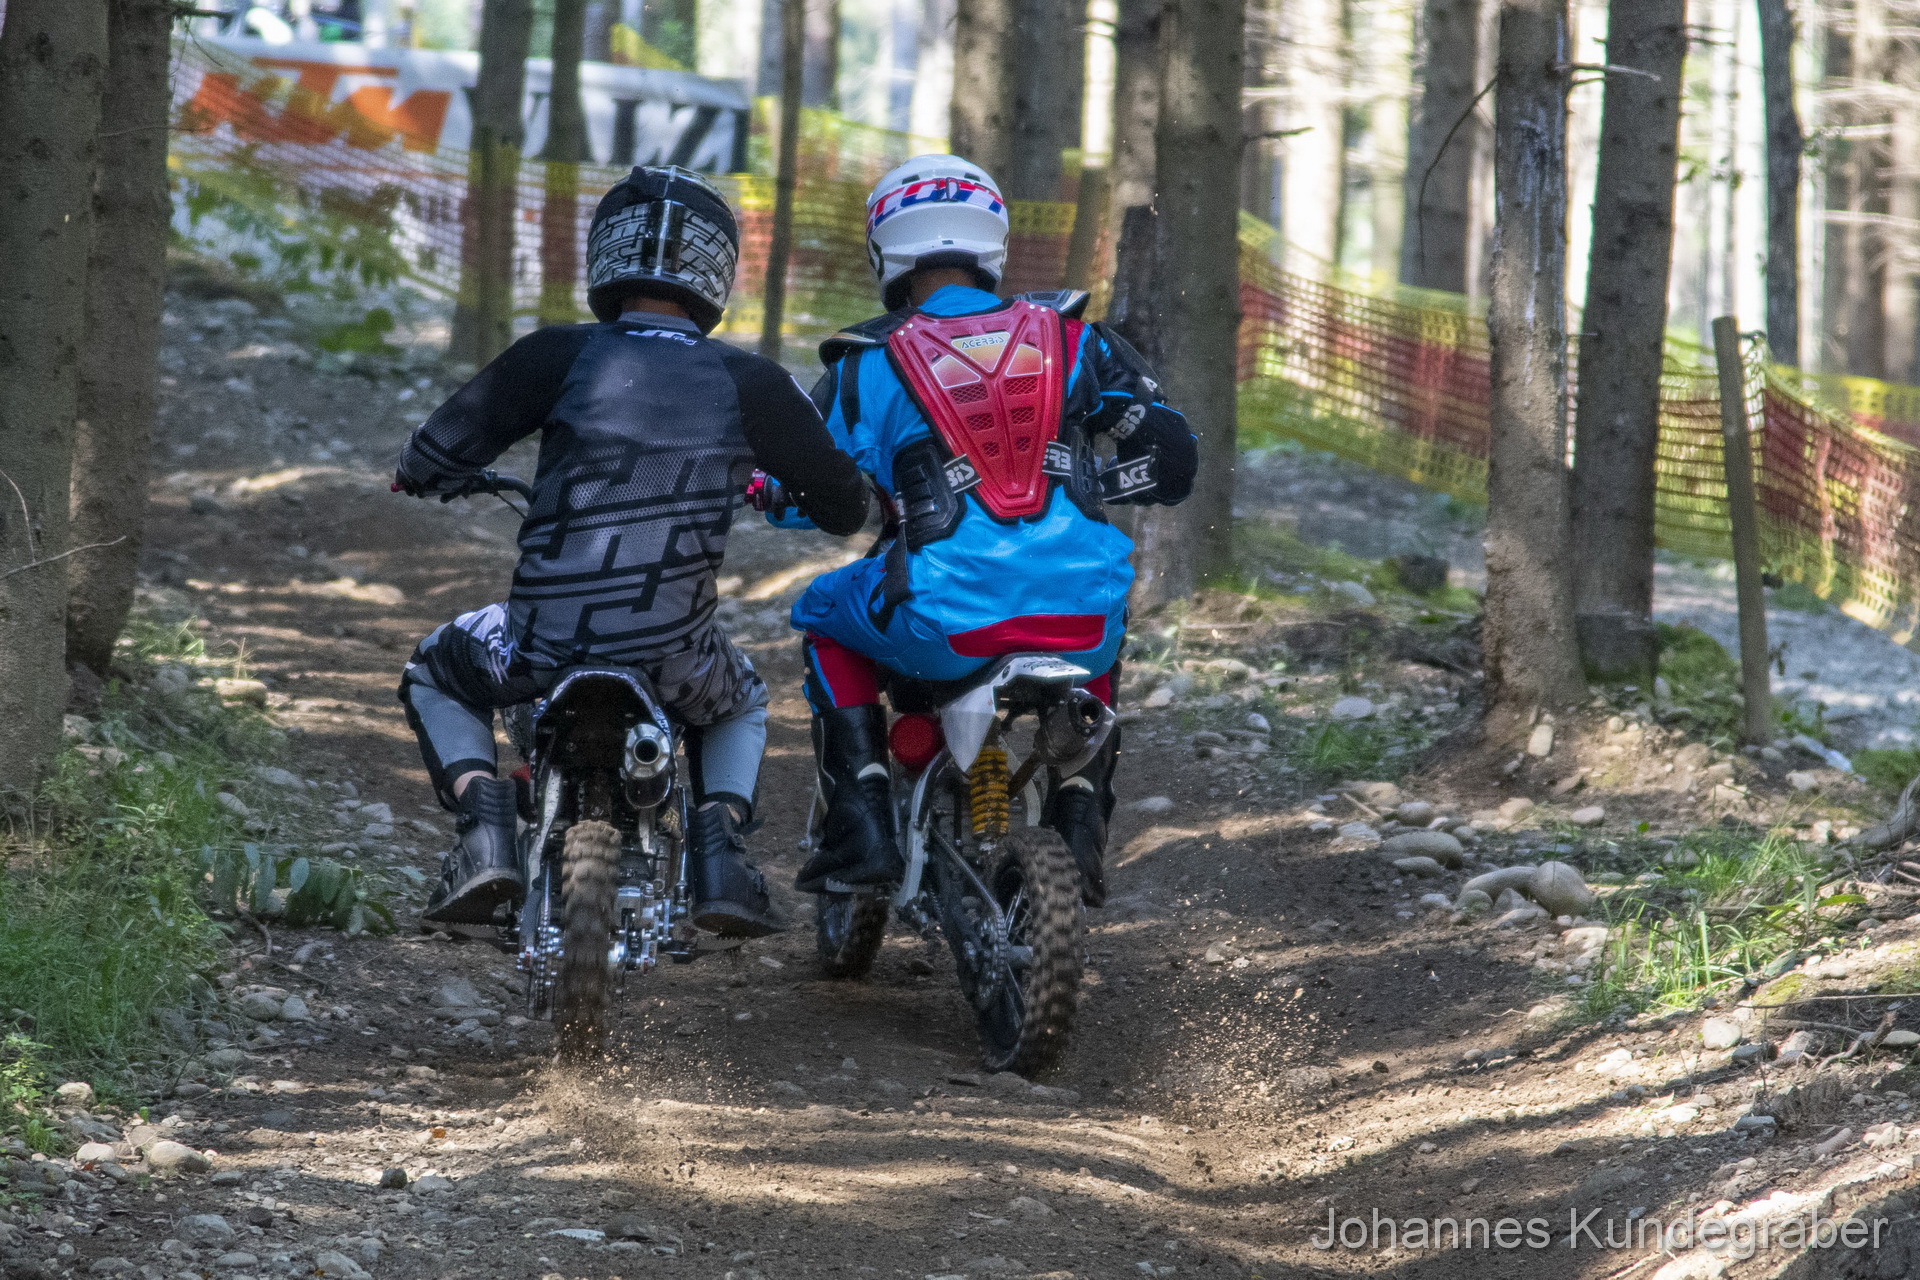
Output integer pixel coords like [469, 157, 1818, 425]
[688, 801, 786, 938]
[1046, 725, 1120, 907]
[423, 776, 523, 924]
[795, 704, 904, 893]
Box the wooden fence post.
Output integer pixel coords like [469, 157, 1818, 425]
[1711, 315, 1775, 745]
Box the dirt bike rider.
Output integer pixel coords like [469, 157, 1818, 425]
[393, 165, 869, 937]
[759, 154, 1197, 906]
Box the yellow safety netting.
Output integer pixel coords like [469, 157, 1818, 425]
[167, 36, 1920, 647]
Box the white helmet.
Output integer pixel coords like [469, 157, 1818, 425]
[865, 154, 1009, 311]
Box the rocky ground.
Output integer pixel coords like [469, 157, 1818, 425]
[1238, 444, 1920, 754]
[9, 292, 1920, 1280]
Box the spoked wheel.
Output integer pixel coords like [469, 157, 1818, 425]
[974, 827, 1082, 1076]
[555, 820, 619, 1061]
[816, 893, 890, 979]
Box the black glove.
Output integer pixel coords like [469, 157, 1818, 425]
[1118, 404, 1196, 505]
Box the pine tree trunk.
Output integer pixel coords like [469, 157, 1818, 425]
[1401, 0, 1480, 290]
[0, 0, 108, 788]
[451, 0, 534, 366]
[1367, 0, 1412, 280]
[909, 0, 957, 139]
[67, 0, 173, 677]
[1006, 0, 1084, 201]
[1884, 44, 1919, 382]
[951, 0, 1016, 180]
[1110, 0, 1160, 214]
[644, 0, 699, 66]
[1132, 0, 1243, 610]
[1568, 0, 1685, 680]
[1757, 0, 1802, 366]
[1240, 0, 1283, 223]
[802, 0, 839, 107]
[1838, 0, 1887, 377]
[539, 0, 588, 328]
[585, 0, 616, 61]
[1483, 0, 1584, 730]
[1280, 0, 1344, 275]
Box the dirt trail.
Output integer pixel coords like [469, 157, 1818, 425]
[31, 295, 1920, 1280]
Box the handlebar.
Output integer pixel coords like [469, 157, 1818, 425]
[391, 469, 535, 503]
[743, 469, 789, 515]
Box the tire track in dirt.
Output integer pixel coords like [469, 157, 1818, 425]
[65, 298, 1781, 1280]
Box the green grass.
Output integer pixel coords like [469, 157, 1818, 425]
[1853, 747, 1920, 800]
[1578, 828, 1845, 1020]
[1618, 623, 1834, 748]
[1293, 720, 1399, 781]
[0, 617, 277, 1093]
[1222, 521, 1387, 601]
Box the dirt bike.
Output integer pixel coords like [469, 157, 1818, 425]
[412, 470, 730, 1060]
[810, 655, 1114, 1077]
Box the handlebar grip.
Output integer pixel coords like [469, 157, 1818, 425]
[744, 469, 789, 514]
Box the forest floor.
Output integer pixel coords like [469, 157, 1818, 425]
[13, 292, 1920, 1280]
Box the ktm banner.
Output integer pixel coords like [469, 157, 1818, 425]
[176, 35, 749, 173]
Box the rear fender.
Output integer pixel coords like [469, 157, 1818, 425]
[534, 668, 671, 774]
[939, 654, 1089, 771]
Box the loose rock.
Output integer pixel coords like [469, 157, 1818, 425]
[1454, 889, 1494, 917]
[434, 977, 485, 1010]
[1700, 1018, 1744, 1050]
[177, 1214, 235, 1246]
[1568, 805, 1606, 827]
[236, 990, 284, 1021]
[1392, 856, 1447, 877]
[1461, 867, 1536, 900]
[1329, 696, 1375, 721]
[1528, 861, 1596, 917]
[1526, 723, 1554, 757]
[1380, 830, 1464, 867]
[55, 1082, 94, 1106]
[214, 678, 269, 706]
[146, 1140, 212, 1174]
[312, 1250, 372, 1280]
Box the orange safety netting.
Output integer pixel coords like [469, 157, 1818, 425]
[168, 37, 1920, 647]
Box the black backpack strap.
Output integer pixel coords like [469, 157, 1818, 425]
[840, 344, 863, 429]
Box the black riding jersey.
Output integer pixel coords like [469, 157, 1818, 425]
[397, 311, 868, 666]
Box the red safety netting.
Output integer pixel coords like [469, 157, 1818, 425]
[166, 35, 1920, 646]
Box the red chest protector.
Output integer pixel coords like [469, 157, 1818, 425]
[886, 302, 1081, 519]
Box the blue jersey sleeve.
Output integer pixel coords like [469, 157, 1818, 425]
[764, 351, 887, 528]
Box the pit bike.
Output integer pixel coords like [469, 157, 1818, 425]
[407, 470, 733, 1060]
[812, 656, 1114, 1076]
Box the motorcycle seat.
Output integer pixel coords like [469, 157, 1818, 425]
[883, 652, 1090, 715]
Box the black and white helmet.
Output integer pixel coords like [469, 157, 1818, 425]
[586, 166, 739, 332]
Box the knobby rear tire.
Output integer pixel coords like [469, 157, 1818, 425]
[977, 826, 1083, 1077]
[815, 893, 890, 979]
[555, 820, 619, 1061]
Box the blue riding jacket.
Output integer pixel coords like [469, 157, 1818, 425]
[777, 284, 1196, 678]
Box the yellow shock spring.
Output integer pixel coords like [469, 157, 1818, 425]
[968, 746, 1010, 838]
